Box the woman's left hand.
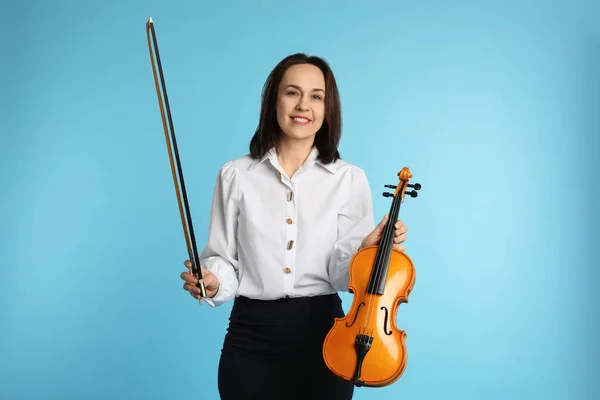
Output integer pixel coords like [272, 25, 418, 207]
[360, 214, 408, 252]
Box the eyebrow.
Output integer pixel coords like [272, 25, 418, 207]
[285, 84, 325, 93]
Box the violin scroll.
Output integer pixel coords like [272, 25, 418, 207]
[383, 167, 422, 199]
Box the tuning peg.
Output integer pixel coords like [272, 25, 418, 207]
[384, 184, 396, 189]
[406, 190, 418, 198]
[382, 192, 394, 197]
[407, 183, 421, 190]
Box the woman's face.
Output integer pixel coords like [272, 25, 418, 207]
[275, 63, 326, 144]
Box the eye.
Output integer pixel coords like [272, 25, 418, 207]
[286, 90, 299, 96]
[312, 94, 323, 100]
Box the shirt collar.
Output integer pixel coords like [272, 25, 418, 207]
[248, 145, 337, 174]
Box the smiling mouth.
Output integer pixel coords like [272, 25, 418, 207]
[291, 116, 311, 125]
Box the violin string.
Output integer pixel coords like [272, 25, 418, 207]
[360, 213, 386, 334]
[360, 181, 404, 336]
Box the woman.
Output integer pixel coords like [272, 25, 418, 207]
[180, 53, 408, 399]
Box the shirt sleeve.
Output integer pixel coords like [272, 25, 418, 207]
[327, 166, 375, 292]
[198, 161, 240, 307]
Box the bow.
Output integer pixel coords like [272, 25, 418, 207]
[145, 17, 207, 301]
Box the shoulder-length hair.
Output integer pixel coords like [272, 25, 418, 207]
[249, 53, 342, 164]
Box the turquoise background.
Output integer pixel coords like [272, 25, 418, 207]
[2, 0, 599, 399]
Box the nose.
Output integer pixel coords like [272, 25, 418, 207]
[295, 94, 309, 111]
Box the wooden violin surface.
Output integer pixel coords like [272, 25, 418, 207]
[322, 167, 421, 388]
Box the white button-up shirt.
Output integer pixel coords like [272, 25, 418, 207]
[199, 146, 375, 307]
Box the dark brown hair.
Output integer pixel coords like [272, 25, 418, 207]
[249, 53, 342, 164]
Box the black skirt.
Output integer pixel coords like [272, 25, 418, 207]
[217, 293, 355, 400]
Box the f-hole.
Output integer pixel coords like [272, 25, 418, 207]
[345, 302, 366, 327]
[380, 306, 392, 335]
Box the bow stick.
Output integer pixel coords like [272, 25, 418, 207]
[145, 17, 207, 301]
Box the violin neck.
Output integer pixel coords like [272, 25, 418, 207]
[366, 183, 405, 295]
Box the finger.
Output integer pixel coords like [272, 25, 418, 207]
[180, 271, 198, 284]
[394, 219, 406, 229]
[394, 233, 407, 243]
[184, 282, 202, 295]
[184, 260, 196, 274]
[395, 225, 408, 236]
[187, 282, 212, 299]
[394, 244, 405, 252]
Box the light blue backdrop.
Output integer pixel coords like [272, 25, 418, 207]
[2, 0, 599, 399]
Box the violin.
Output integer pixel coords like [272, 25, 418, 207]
[322, 167, 421, 387]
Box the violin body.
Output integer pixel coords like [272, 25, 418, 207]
[323, 246, 415, 387]
[322, 167, 420, 387]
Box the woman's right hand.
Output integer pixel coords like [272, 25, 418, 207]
[181, 260, 220, 300]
